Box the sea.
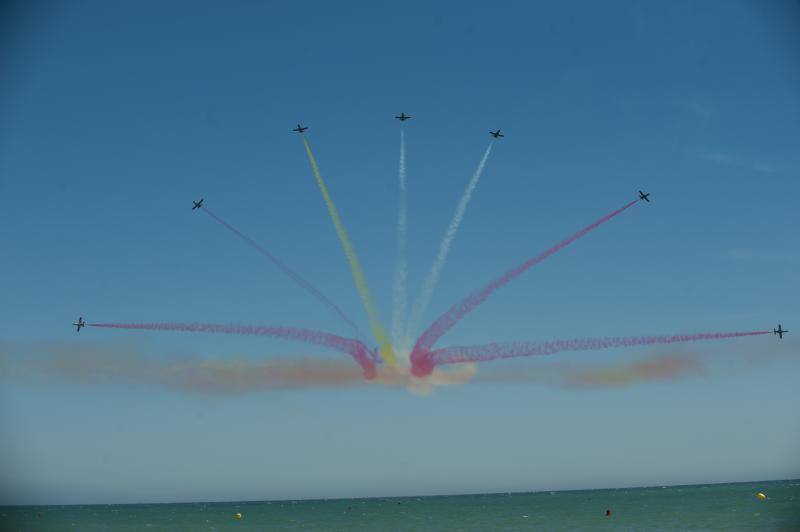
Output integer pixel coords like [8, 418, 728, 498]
[2, 480, 798, 531]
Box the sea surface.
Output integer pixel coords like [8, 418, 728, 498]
[2, 480, 798, 531]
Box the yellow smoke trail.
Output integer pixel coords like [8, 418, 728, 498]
[302, 137, 395, 364]
[1, 342, 476, 395]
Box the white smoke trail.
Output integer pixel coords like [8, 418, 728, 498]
[391, 128, 408, 350]
[405, 141, 494, 346]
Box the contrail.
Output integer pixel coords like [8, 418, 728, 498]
[301, 136, 395, 365]
[405, 141, 494, 346]
[201, 207, 360, 337]
[391, 128, 408, 350]
[410, 198, 641, 376]
[431, 330, 772, 367]
[88, 322, 377, 378]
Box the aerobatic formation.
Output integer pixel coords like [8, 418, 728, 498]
[74, 116, 786, 387]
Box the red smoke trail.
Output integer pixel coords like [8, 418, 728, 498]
[202, 207, 360, 337]
[410, 198, 640, 376]
[430, 330, 771, 367]
[88, 322, 377, 379]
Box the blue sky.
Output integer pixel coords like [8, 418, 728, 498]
[1, 0, 798, 504]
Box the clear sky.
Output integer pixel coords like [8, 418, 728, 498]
[1, 0, 798, 505]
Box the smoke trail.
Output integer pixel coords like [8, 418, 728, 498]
[410, 198, 640, 376]
[4, 338, 791, 395]
[431, 330, 771, 366]
[391, 128, 408, 350]
[88, 322, 377, 378]
[405, 142, 494, 346]
[0, 343, 368, 393]
[301, 136, 395, 365]
[201, 207, 360, 337]
[1, 343, 477, 395]
[560, 355, 701, 388]
[478, 354, 704, 389]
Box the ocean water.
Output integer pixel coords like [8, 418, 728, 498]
[2, 480, 798, 531]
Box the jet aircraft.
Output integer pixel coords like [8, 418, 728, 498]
[192, 199, 204, 210]
[73, 317, 85, 332]
[395, 112, 411, 121]
[638, 190, 651, 202]
[774, 324, 788, 339]
[490, 129, 504, 138]
[293, 124, 308, 133]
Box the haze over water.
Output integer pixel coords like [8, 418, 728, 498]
[2, 481, 798, 531]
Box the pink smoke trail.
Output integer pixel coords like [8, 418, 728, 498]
[430, 331, 771, 367]
[201, 207, 360, 337]
[410, 198, 640, 376]
[88, 322, 376, 379]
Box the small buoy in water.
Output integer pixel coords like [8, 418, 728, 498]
[235, 512, 243, 520]
[756, 493, 767, 501]
[605, 509, 612, 517]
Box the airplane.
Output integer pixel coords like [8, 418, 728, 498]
[293, 124, 308, 133]
[395, 112, 411, 122]
[72, 317, 85, 332]
[490, 129, 504, 139]
[774, 324, 788, 339]
[192, 198, 204, 210]
[638, 190, 651, 202]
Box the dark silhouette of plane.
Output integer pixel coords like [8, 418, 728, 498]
[490, 129, 504, 139]
[192, 199, 204, 210]
[638, 190, 651, 202]
[395, 112, 411, 121]
[73, 317, 85, 332]
[293, 124, 308, 133]
[774, 324, 788, 339]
